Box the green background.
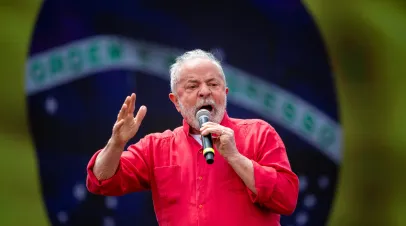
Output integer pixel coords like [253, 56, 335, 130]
[304, 0, 406, 225]
[0, 1, 49, 225]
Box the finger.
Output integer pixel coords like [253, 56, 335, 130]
[126, 94, 132, 115]
[124, 95, 132, 111]
[134, 105, 147, 125]
[113, 119, 125, 133]
[117, 102, 128, 121]
[201, 127, 223, 136]
[203, 127, 233, 137]
[120, 95, 131, 117]
[200, 122, 220, 130]
[129, 93, 136, 115]
[127, 93, 135, 115]
[200, 123, 224, 132]
[201, 122, 218, 127]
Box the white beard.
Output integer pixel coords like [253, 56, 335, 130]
[178, 96, 227, 132]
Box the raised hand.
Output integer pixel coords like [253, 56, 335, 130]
[111, 93, 147, 147]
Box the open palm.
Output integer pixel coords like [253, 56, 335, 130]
[112, 93, 147, 146]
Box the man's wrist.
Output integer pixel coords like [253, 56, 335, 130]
[107, 138, 126, 152]
[224, 151, 243, 164]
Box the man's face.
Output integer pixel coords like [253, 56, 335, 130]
[169, 58, 228, 132]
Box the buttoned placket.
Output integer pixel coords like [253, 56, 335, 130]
[196, 145, 206, 226]
[188, 134, 206, 225]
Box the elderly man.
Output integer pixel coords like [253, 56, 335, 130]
[86, 49, 299, 226]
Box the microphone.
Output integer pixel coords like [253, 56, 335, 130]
[196, 109, 215, 164]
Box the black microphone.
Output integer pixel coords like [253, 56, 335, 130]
[196, 109, 215, 164]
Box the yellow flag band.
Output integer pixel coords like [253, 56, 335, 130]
[0, 0, 50, 225]
[203, 147, 215, 156]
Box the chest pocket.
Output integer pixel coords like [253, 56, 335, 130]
[154, 165, 181, 204]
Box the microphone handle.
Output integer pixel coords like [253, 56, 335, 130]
[198, 115, 215, 164]
[202, 135, 214, 164]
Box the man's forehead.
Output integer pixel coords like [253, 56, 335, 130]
[178, 59, 222, 80]
[178, 73, 223, 83]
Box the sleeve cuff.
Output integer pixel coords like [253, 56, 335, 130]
[86, 149, 123, 195]
[246, 160, 277, 204]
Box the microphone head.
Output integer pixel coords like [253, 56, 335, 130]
[196, 109, 211, 119]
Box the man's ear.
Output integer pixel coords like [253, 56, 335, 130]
[225, 87, 229, 94]
[169, 93, 181, 112]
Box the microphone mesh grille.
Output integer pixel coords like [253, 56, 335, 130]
[196, 109, 211, 119]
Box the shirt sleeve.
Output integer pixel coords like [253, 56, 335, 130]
[246, 123, 299, 215]
[86, 137, 152, 196]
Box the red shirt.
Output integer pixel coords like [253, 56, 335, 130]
[86, 113, 299, 226]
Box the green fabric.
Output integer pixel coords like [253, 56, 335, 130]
[0, 1, 49, 225]
[303, 1, 406, 225]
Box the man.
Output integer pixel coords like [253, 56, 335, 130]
[86, 49, 299, 226]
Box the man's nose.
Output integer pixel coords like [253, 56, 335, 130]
[198, 85, 211, 98]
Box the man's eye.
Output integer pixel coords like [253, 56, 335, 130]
[188, 85, 197, 89]
[209, 83, 218, 86]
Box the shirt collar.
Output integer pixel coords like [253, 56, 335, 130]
[182, 111, 231, 136]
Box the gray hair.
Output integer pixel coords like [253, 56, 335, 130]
[169, 49, 226, 94]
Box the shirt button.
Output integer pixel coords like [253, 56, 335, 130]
[198, 176, 203, 180]
[199, 204, 203, 209]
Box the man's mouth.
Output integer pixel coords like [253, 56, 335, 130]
[198, 105, 213, 112]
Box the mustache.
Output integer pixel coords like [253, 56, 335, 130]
[194, 99, 217, 109]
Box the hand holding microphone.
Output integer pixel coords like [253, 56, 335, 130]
[196, 109, 239, 164]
